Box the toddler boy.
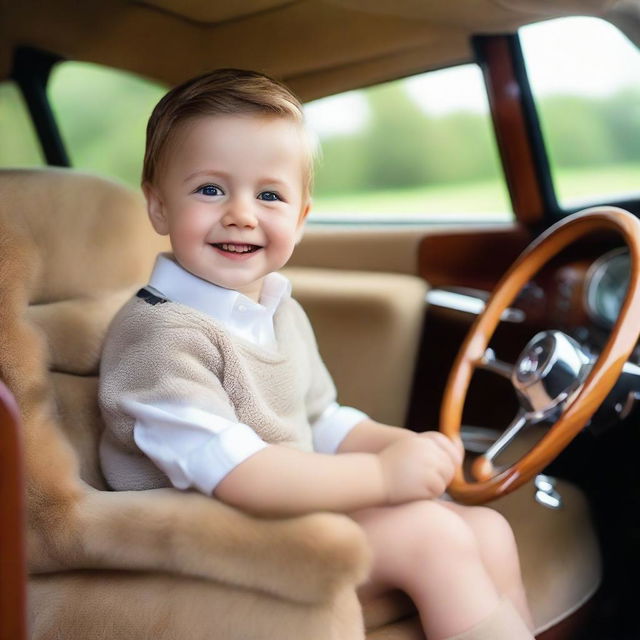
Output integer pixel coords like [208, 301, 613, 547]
[99, 68, 533, 640]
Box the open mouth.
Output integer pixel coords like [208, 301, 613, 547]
[210, 243, 262, 254]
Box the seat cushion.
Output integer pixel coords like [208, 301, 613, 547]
[30, 570, 365, 640]
[491, 477, 601, 634]
[285, 266, 428, 426]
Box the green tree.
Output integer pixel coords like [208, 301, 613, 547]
[598, 88, 640, 163]
[313, 131, 369, 196]
[0, 83, 45, 167]
[538, 95, 616, 168]
[420, 111, 501, 183]
[361, 81, 432, 188]
[48, 63, 166, 186]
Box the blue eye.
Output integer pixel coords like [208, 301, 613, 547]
[258, 191, 281, 202]
[197, 184, 223, 197]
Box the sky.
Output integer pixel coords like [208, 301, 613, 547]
[304, 16, 640, 138]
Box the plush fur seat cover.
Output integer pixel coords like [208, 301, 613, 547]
[0, 168, 374, 639]
[0, 168, 602, 639]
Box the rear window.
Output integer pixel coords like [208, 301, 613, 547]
[0, 81, 45, 168]
[520, 16, 640, 210]
[48, 62, 166, 186]
[305, 63, 511, 223]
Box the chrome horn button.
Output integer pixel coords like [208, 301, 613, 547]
[512, 331, 592, 416]
[516, 342, 548, 382]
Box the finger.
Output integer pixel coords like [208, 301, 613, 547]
[426, 446, 457, 484]
[450, 435, 465, 463]
[427, 475, 447, 500]
[440, 434, 464, 465]
[421, 431, 463, 465]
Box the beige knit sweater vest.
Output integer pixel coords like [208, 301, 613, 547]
[98, 293, 336, 491]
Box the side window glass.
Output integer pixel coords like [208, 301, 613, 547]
[304, 64, 511, 223]
[48, 62, 167, 187]
[520, 17, 640, 209]
[0, 81, 45, 167]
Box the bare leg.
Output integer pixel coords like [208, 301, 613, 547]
[353, 500, 504, 640]
[440, 501, 534, 630]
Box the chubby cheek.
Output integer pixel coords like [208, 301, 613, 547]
[268, 218, 300, 255]
[168, 210, 211, 248]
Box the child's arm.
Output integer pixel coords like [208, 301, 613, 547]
[214, 432, 461, 517]
[336, 417, 414, 454]
[337, 418, 464, 459]
[215, 446, 385, 516]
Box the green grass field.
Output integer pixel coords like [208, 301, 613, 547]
[311, 163, 640, 221]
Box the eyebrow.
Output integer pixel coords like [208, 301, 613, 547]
[259, 178, 289, 189]
[183, 169, 231, 183]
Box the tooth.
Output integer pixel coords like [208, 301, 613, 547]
[216, 243, 255, 253]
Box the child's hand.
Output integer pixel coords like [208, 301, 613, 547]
[377, 432, 463, 504]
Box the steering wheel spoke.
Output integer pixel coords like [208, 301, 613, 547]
[475, 348, 514, 380]
[470, 412, 531, 482]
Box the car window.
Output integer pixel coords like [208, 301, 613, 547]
[48, 61, 511, 223]
[305, 63, 512, 224]
[0, 81, 45, 167]
[520, 16, 640, 210]
[47, 62, 167, 186]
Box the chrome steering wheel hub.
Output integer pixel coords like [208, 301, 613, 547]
[512, 331, 592, 417]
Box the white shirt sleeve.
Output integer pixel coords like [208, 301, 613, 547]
[122, 399, 269, 495]
[311, 402, 368, 454]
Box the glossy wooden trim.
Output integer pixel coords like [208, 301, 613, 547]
[440, 207, 640, 504]
[0, 379, 27, 640]
[475, 35, 546, 226]
[418, 224, 532, 289]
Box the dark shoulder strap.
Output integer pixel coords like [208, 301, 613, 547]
[136, 287, 168, 306]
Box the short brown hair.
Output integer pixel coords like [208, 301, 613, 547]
[142, 68, 314, 196]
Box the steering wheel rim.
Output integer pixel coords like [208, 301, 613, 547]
[440, 207, 640, 504]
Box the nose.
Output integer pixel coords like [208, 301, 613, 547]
[221, 195, 257, 229]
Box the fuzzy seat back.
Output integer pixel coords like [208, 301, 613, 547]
[0, 168, 371, 640]
[0, 168, 168, 488]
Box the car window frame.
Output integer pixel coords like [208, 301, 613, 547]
[10, 46, 68, 167]
[476, 30, 640, 226]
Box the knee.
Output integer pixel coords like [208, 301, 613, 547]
[467, 507, 524, 581]
[402, 501, 480, 561]
[470, 507, 518, 553]
[368, 502, 484, 588]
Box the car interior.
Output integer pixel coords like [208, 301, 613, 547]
[1, 1, 640, 639]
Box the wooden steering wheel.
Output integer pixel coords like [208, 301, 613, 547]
[440, 207, 640, 504]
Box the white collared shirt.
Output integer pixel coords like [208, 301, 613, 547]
[147, 253, 289, 350]
[127, 253, 367, 495]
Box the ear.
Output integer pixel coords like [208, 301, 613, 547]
[295, 199, 312, 244]
[143, 182, 170, 235]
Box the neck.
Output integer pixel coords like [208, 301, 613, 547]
[233, 278, 264, 303]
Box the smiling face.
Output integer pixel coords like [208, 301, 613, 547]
[144, 114, 311, 301]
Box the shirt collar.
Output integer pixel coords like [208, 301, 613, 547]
[147, 253, 291, 324]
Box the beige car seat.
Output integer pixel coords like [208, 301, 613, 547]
[0, 167, 601, 639]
